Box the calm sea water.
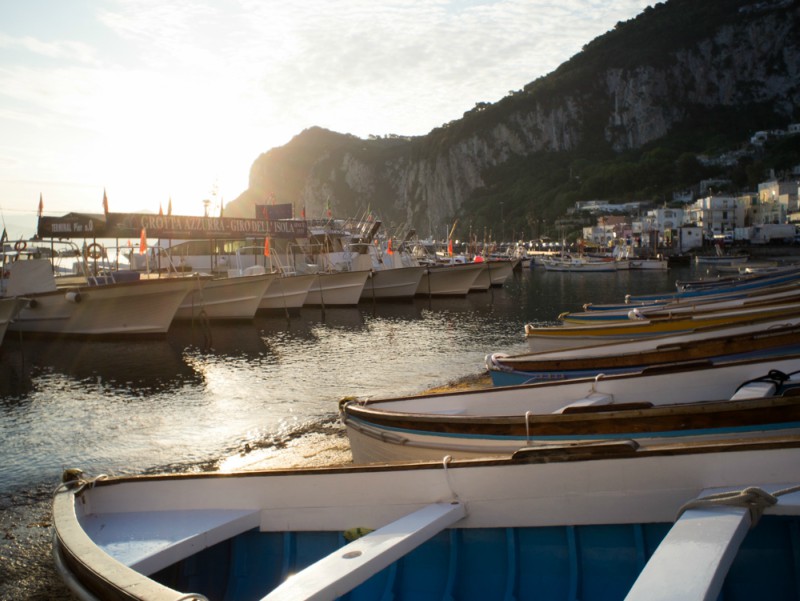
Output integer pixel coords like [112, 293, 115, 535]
[0, 265, 694, 497]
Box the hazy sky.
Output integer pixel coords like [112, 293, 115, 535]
[0, 0, 651, 234]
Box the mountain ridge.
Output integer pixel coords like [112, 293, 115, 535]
[227, 0, 800, 240]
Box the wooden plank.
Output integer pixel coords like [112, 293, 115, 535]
[82, 509, 261, 575]
[262, 502, 466, 601]
[625, 484, 800, 601]
[624, 505, 750, 601]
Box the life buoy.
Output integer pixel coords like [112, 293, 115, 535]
[14, 240, 26, 251]
[86, 242, 103, 260]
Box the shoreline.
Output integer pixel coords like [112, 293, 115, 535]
[0, 370, 492, 599]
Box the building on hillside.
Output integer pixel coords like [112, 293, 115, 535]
[757, 179, 799, 222]
[685, 195, 745, 237]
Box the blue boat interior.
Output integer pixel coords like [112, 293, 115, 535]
[151, 515, 800, 600]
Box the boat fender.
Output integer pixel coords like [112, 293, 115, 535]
[343, 527, 374, 541]
[65, 291, 82, 303]
[628, 308, 645, 320]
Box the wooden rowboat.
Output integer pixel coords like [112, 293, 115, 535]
[341, 368, 800, 462]
[53, 436, 800, 601]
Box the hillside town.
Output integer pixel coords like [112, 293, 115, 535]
[572, 122, 800, 253]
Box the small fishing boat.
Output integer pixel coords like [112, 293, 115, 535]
[52, 436, 800, 601]
[524, 301, 800, 351]
[558, 283, 800, 323]
[489, 322, 800, 385]
[541, 254, 619, 272]
[341, 368, 800, 462]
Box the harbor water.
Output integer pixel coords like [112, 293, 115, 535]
[0, 264, 691, 598]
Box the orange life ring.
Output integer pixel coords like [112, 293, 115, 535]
[86, 242, 104, 260]
[14, 240, 27, 251]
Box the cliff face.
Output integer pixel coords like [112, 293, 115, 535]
[230, 0, 800, 234]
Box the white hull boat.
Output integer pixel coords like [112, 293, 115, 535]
[0, 296, 25, 345]
[416, 262, 484, 296]
[342, 366, 800, 462]
[629, 257, 669, 270]
[360, 265, 426, 301]
[175, 273, 276, 321]
[304, 269, 371, 306]
[541, 255, 619, 272]
[258, 272, 316, 311]
[53, 436, 800, 601]
[5, 259, 190, 336]
[470, 259, 516, 290]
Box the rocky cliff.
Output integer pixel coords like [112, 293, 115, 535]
[228, 0, 800, 237]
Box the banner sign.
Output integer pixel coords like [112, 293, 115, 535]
[37, 213, 105, 237]
[38, 212, 308, 240]
[255, 203, 293, 220]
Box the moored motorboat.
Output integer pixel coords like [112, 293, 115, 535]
[173, 272, 276, 321]
[3, 256, 191, 337]
[304, 269, 371, 306]
[416, 262, 485, 296]
[52, 436, 800, 601]
[0, 296, 26, 345]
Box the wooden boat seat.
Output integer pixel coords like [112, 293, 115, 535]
[625, 485, 800, 601]
[552, 392, 613, 414]
[262, 502, 466, 600]
[81, 508, 260, 575]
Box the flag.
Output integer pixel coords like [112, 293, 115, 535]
[102, 189, 109, 215]
[326, 199, 332, 218]
[263, 237, 270, 257]
[219, 201, 224, 218]
[0, 228, 7, 245]
[159, 202, 163, 216]
[167, 197, 172, 216]
[448, 239, 453, 257]
[37, 193, 43, 218]
[139, 228, 147, 255]
[387, 239, 393, 255]
[301, 205, 306, 219]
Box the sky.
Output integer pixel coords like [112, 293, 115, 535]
[0, 0, 652, 236]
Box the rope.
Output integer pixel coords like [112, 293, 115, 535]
[676, 484, 800, 527]
[733, 369, 798, 394]
[442, 455, 459, 501]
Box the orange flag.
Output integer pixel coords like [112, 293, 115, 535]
[263, 237, 270, 256]
[139, 228, 147, 255]
[387, 239, 393, 255]
[102, 189, 109, 215]
[448, 239, 453, 256]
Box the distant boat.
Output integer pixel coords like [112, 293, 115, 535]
[53, 435, 800, 601]
[541, 254, 619, 272]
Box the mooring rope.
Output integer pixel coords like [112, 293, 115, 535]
[676, 484, 800, 527]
